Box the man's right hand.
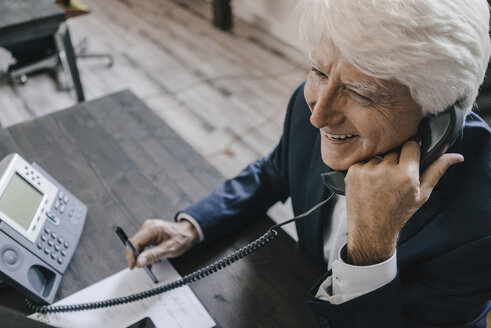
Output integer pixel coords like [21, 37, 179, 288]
[125, 219, 200, 269]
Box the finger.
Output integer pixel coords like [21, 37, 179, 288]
[399, 140, 421, 173]
[383, 151, 399, 164]
[126, 225, 160, 270]
[129, 227, 159, 254]
[136, 241, 175, 267]
[420, 153, 464, 199]
[367, 155, 383, 165]
[126, 246, 136, 270]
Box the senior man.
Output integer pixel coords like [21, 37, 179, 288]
[126, 0, 491, 326]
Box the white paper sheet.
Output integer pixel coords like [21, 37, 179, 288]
[29, 260, 215, 328]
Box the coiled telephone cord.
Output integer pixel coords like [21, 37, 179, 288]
[26, 193, 333, 314]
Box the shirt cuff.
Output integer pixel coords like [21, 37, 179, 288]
[175, 212, 205, 243]
[315, 243, 398, 304]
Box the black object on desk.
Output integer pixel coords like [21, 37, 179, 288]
[115, 226, 158, 284]
[0, 90, 323, 327]
[0, 0, 85, 102]
[0, 304, 53, 328]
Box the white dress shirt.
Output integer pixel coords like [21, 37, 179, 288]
[315, 195, 397, 304]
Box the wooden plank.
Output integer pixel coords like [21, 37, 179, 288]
[0, 0, 306, 198]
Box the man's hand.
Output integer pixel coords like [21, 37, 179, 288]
[126, 219, 200, 269]
[344, 140, 463, 266]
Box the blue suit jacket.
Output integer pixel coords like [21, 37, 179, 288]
[182, 83, 491, 327]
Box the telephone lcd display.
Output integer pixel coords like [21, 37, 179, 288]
[0, 173, 43, 230]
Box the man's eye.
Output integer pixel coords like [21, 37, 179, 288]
[351, 91, 373, 106]
[311, 67, 327, 78]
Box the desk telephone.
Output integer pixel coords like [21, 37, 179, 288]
[0, 153, 87, 304]
[26, 105, 464, 314]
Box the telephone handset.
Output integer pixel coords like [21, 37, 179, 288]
[321, 103, 465, 195]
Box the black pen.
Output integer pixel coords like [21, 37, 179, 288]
[115, 227, 159, 284]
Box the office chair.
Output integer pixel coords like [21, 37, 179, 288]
[6, 29, 113, 88]
[4, 0, 113, 93]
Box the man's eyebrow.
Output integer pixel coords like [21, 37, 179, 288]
[310, 57, 324, 70]
[342, 80, 396, 103]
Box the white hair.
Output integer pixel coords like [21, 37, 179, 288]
[299, 0, 491, 116]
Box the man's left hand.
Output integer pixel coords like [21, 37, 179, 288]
[344, 140, 464, 266]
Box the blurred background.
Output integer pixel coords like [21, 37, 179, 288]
[0, 0, 308, 178]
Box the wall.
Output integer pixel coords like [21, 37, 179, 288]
[233, 0, 301, 50]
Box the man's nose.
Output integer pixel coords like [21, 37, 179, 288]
[309, 86, 345, 128]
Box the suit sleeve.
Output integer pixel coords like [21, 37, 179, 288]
[177, 85, 302, 244]
[306, 235, 491, 328]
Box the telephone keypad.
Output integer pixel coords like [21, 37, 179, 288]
[35, 187, 78, 267]
[36, 223, 70, 266]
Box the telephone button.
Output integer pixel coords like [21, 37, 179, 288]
[59, 205, 65, 214]
[63, 241, 69, 249]
[40, 234, 47, 242]
[63, 195, 68, 203]
[47, 239, 54, 247]
[57, 237, 63, 244]
[57, 257, 63, 264]
[54, 245, 60, 252]
[37, 243, 43, 249]
[50, 252, 56, 260]
[61, 250, 67, 257]
[50, 232, 57, 239]
[46, 212, 59, 225]
[44, 227, 51, 234]
[44, 248, 50, 255]
[54, 202, 59, 210]
[3, 250, 18, 266]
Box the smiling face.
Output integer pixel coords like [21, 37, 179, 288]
[304, 43, 423, 170]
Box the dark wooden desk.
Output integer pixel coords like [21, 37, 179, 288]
[0, 0, 85, 102]
[0, 91, 323, 327]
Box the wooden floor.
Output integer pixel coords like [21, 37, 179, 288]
[0, 0, 305, 237]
